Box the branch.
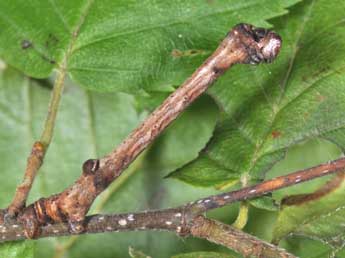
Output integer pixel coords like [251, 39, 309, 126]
[7, 67, 67, 217]
[187, 157, 345, 213]
[0, 207, 296, 257]
[2, 158, 343, 256]
[0, 210, 296, 258]
[0, 208, 186, 242]
[12, 23, 282, 238]
[190, 216, 296, 258]
[1, 157, 344, 256]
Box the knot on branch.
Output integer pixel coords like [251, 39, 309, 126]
[231, 23, 282, 64]
[82, 159, 100, 175]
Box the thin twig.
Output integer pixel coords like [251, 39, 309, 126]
[187, 157, 345, 213]
[7, 68, 67, 217]
[7, 9, 88, 217]
[13, 23, 282, 239]
[190, 216, 296, 258]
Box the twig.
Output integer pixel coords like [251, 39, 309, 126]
[13, 23, 282, 238]
[1, 157, 343, 241]
[190, 216, 296, 258]
[187, 157, 345, 213]
[0, 211, 296, 258]
[0, 208, 186, 242]
[2, 157, 344, 257]
[7, 68, 67, 217]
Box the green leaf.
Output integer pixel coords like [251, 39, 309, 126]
[249, 196, 278, 212]
[0, 241, 34, 258]
[0, 0, 300, 93]
[282, 237, 345, 258]
[172, 252, 235, 258]
[272, 173, 345, 247]
[173, 0, 345, 188]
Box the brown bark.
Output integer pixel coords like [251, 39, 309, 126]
[14, 23, 282, 238]
[7, 142, 45, 216]
[190, 216, 296, 258]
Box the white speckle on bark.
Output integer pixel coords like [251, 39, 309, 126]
[118, 219, 127, 226]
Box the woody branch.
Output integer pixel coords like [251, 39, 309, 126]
[8, 23, 282, 239]
[0, 23, 298, 258]
[1, 157, 344, 258]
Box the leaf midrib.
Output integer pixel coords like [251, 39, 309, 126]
[70, 0, 279, 55]
[47, 0, 72, 34]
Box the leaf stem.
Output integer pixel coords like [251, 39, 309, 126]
[7, 68, 66, 216]
[232, 174, 250, 229]
[40, 68, 66, 147]
[232, 201, 249, 229]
